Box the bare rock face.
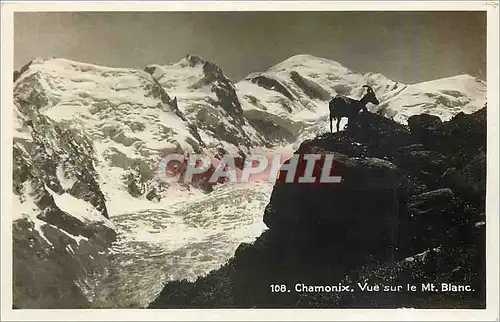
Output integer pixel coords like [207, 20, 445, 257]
[13, 59, 34, 82]
[198, 58, 245, 125]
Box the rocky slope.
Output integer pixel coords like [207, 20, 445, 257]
[149, 106, 487, 309]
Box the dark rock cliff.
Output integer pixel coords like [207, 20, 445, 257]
[149, 106, 487, 309]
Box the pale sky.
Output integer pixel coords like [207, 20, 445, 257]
[14, 11, 486, 84]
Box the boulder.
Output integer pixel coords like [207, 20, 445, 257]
[263, 141, 407, 269]
[407, 113, 443, 143]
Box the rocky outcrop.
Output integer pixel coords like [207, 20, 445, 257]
[13, 60, 34, 82]
[13, 57, 269, 211]
[149, 106, 486, 309]
[177, 54, 246, 124]
[249, 75, 296, 101]
[290, 71, 331, 101]
[199, 58, 246, 126]
[406, 107, 486, 203]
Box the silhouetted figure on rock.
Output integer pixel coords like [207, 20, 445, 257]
[329, 85, 380, 132]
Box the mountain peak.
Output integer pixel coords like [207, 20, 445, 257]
[268, 54, 346, 72]
[178, 54, 205, 68]
[419, 73, 480, 85]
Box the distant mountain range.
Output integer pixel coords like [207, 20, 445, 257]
[12, 54, 487, 308]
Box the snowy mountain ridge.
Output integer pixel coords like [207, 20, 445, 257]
[238, 54, 485, 123]
[237, 54, 486, 150]
[12, 53, 487, 308]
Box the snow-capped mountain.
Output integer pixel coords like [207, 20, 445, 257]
[237, 54, 406, 142]
[14, 56, 269, 214]
[12, 55, 271, 308]
[12, 53, 487, 308]
[374, 74, 487, 123]
[236, 54, 486, 146]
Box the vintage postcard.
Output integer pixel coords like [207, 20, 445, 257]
[1, 1, 499, 321]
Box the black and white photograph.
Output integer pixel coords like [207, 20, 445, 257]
[1, 1, 499, 321]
